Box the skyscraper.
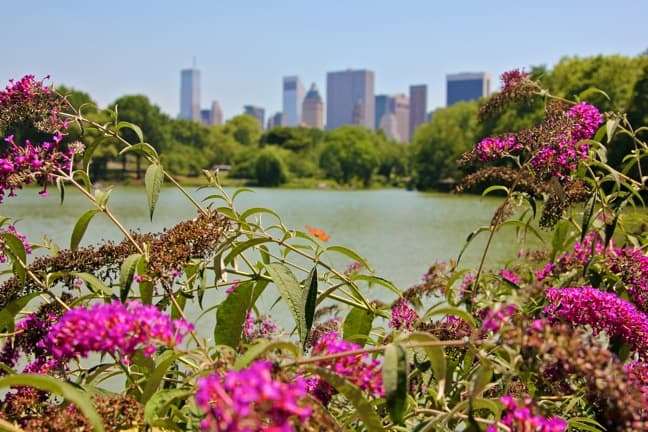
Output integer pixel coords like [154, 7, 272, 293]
[375, 94, 409, 142]
[267, 112, 286, 129]
[302, 83, 324, 129]
[282, 76, 304, 127]
[446, 72, 491, 106]
[211, 100, 223, 126]
[180, 68, 201, 121]
[243, 105, 265, 129]
[409, 84, 427, 139]
[326, 69, 375, 131]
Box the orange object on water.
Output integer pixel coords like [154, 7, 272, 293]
[305, 225, 330, 242]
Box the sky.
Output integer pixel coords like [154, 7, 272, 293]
[2, 1, 646, 122]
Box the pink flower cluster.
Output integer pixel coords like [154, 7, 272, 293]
[0, 225, 32, 263]
[475, 135, 522, 162]
[0, 133, 75, 201]
[545, 287, 648, 357]
[500, 269, 519, 285]
[42, 301, 193, 361]
[243, 310, 279, 340]
[500, 69, 531, 91]
[309, 331, 383, 399]
[530, 102, 603, 177]
[607, 246, 648, 313]
[486, 395, 567, 432]
[481, 304, 517, 332]
[196, 360, 311, 432]
[389, 300, 419, 331]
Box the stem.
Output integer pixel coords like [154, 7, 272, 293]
[409, 408, 504, 430]
[286, 339, 480, 368]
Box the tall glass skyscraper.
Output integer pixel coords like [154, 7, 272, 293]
[446, 72, 491, 106]
[409, 84, 427, 139]
[244, 105, 265, 129]
[326, 69, 375, 131]
[180, 68, 201, 121]
[282, 76, 304, 127]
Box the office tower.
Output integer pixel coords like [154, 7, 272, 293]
[267, 112, 286, 129]
[200, 109, 211, 126]
[180, 68, 201, 121]
[446, 72, 491, 106]
[282, 76, 304, 127]
[326, 69, 375, 130]
[302, 83, 324, 129]
[409, 84, 427, 139]
[211, 100, 223, 126]
[243, 105, 265, 128]
[375, 94, 410, 142]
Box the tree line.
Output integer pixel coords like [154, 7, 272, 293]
[6, 53, 645, 189]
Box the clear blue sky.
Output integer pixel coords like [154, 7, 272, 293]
[2, 1, 645, 121]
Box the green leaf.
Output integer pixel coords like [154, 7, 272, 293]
[307, 367, 383, 432]
[234, 339, 300, 370]
[239, 207, 282, 222]
[422, 306, 476, 328]
[0, 374, 105, 432]
[343, 307, 374, 346]
[265, 263, 308, 345]
[116, 121, 144, 143]
[70, 209, 100, 250]
[223, 238, 274, 266]
[383, 343, 408, 425]
[141, 350, 185, 404]
[0, 292, 41, 333]
[303, 266, 318, 348]
[0, 418, 24, 432]
[71, 271, 112, 297]
[214, 280, 254, 348]
[1, 232, 28, 285]
[143, 388, 192, 425]
[325, 246, 373, 272]
[397, 332, 447, 401]
[55, 177, 65, 205]
[145, 163, 164, 221]
[606, 118, 620, 143]
[119, 254, 143, 302]
[567, 417, 606, 432]
[482, 185, 508, 197]
[119, 142, 160, 162]
[94, 187, 112, 208]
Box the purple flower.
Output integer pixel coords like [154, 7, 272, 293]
[481, 304, 517, 333]
[243, 310, 280, 341]
[486, 396, 567, 432]
[475, 135, 521, 162]
[545, 287, 648, 356]
[500, 69, 531, 91]
[568, 102, 604, 142]
[42, 301, 193, 362]
[500, 269, 519, 285]
[225, 279, 241, 294]
[309, 331, 383, 399]
[389, 300, 418, 331]
[196, 360, 311, 431]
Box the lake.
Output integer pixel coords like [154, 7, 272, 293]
[2, 186, 535, 290]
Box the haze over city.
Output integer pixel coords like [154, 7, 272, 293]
[1, 0, 645, 121]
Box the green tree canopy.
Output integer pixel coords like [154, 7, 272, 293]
[319, 126, 380, 187]
[224, 114, 262, 147]
[413, 101, 478, 190]
[254, 146, 290, 186]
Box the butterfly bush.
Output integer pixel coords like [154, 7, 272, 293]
[389, 299, 418, 330]
[196, 360, 311, 432]
[0, 225, 32, 263]
[486, 395, 567, 432]
[308, 331, 383, 399]
[42, 301, 193, 361]
[544, 287, 648, 356]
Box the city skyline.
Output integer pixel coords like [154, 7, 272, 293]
[1, 1, 645, 122]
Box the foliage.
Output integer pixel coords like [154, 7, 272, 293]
[0, 66, 647, 432]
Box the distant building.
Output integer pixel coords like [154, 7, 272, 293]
[302, 83, 324, 129]
[282, 76, 304, 127]
[180, 68, 201, 121]
[267, 112, 286, 129]
[409, 84, 427, 139]
[200, 109, 211, 126]
[243, 105, 265, 128]
[446, 72, 491, 106]
[374, 94, 409, 142]
[326, 69, 375, 130]
[211, 100, 223, 126]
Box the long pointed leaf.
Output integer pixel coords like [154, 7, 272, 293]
[214, 281, 254, 348]
[70, 209, 100, 250]
[265, 263, 307, 345]
[383, 343, 408, 425]
[145, 163, 164, 221]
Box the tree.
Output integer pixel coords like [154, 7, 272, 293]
[319, 126, 380, 187]
[255, 146, 290, 186]
[413, 101, 478, 190]
[223, 115, 262, 147]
